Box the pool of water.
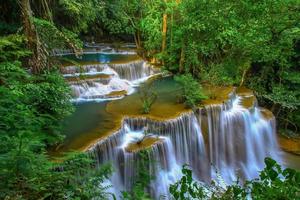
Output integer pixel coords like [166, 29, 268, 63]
[51, 76, 185, 156]
[59, 101, 112, 150]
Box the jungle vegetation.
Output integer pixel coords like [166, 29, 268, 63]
[0, 0, 299, 199]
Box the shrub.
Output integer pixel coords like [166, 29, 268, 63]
[175, 74, 207, 108]
[170, 158, 300, 200]
[139, 81, 157, 114]
[0, 35, 113, 199]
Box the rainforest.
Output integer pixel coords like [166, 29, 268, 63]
[0, 0, 300, 199]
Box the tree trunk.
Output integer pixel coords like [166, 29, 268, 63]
[170, 8, 174, 48]
[134, 32, 139, 49]
[137, 30, 141, 48]
[161, 0, 168, 52]
[161, 13, 168, 52]
[179, 44, 185, 73]
[21, 0, 46, 74]
[239, 69, 247, 86]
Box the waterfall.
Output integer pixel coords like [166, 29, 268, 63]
[61, 60, 156, 102]
[89, 92, 281, 199]
[70, 78, 133, 101]
[204, 96, 279, 182]
[110, 61, 153, 81]
[91, 125, 182, 199]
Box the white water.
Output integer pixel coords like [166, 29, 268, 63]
[70, 78, 134, 102]
[206, 97, 280, 183]
[62, 60, 156, 102]
[90, 93, 281, 199]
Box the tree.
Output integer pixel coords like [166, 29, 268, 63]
[21, 0, 47, 73]
[139, 81, 157, 114]
[175, 74, 207, 108]
[0, 34, 114, 200]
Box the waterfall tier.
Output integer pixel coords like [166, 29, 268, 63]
[89, 91, 280, 199]
[61, 60, 157, 102]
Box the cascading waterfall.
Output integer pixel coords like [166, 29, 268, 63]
[70, 78, 133, 101]
[110, 61, 153, 81]
[91, 125, 183, 199]
[204, 96, 279, 182]
[61, 60, 156, 101]
[89, 92, 281, 199]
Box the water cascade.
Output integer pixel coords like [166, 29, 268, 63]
[90, 92, 281, 199]
[61, 60, 156, 102]
[110, 61, 153, 81]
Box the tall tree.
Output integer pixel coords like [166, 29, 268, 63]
[20, 0, 47, 73]
[161, 0, 168, 52]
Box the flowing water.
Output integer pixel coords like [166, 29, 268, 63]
[60, 51, 157, 102]
[56, 45, 299, 199]
[90, 94, 281, 198]
[57, 77, 184, 154]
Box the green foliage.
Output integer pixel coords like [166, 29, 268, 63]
[53, 153, 115, 200]
[97, 0, 138, 35]
[1, 146, 114, 199]
[1, 0, 300, 198]
[247, 48, 300, 136]
[247, 157, 300, 200]
[139, 81, 158, 114]
[169, 165, 208, 200]
[95, 0, 166, 51]
[56, 0, 99, 33]
[170, 158, 300, 200]
[0, 34, 112, 199]
[140, 0, 165, 51]
[34, 18, 83, 51]
[175, 74, 207, 108]
[24, 71, 74, 144]
[0, 34, 31, 61]
[1, 35, 74, 144]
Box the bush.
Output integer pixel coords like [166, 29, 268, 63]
[0, 35, 74, 144]
[0, 34, 113, 199]
[139, 81, 157, 114]
[175, 74, 207, 108]
[170, 158, 300, 200]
